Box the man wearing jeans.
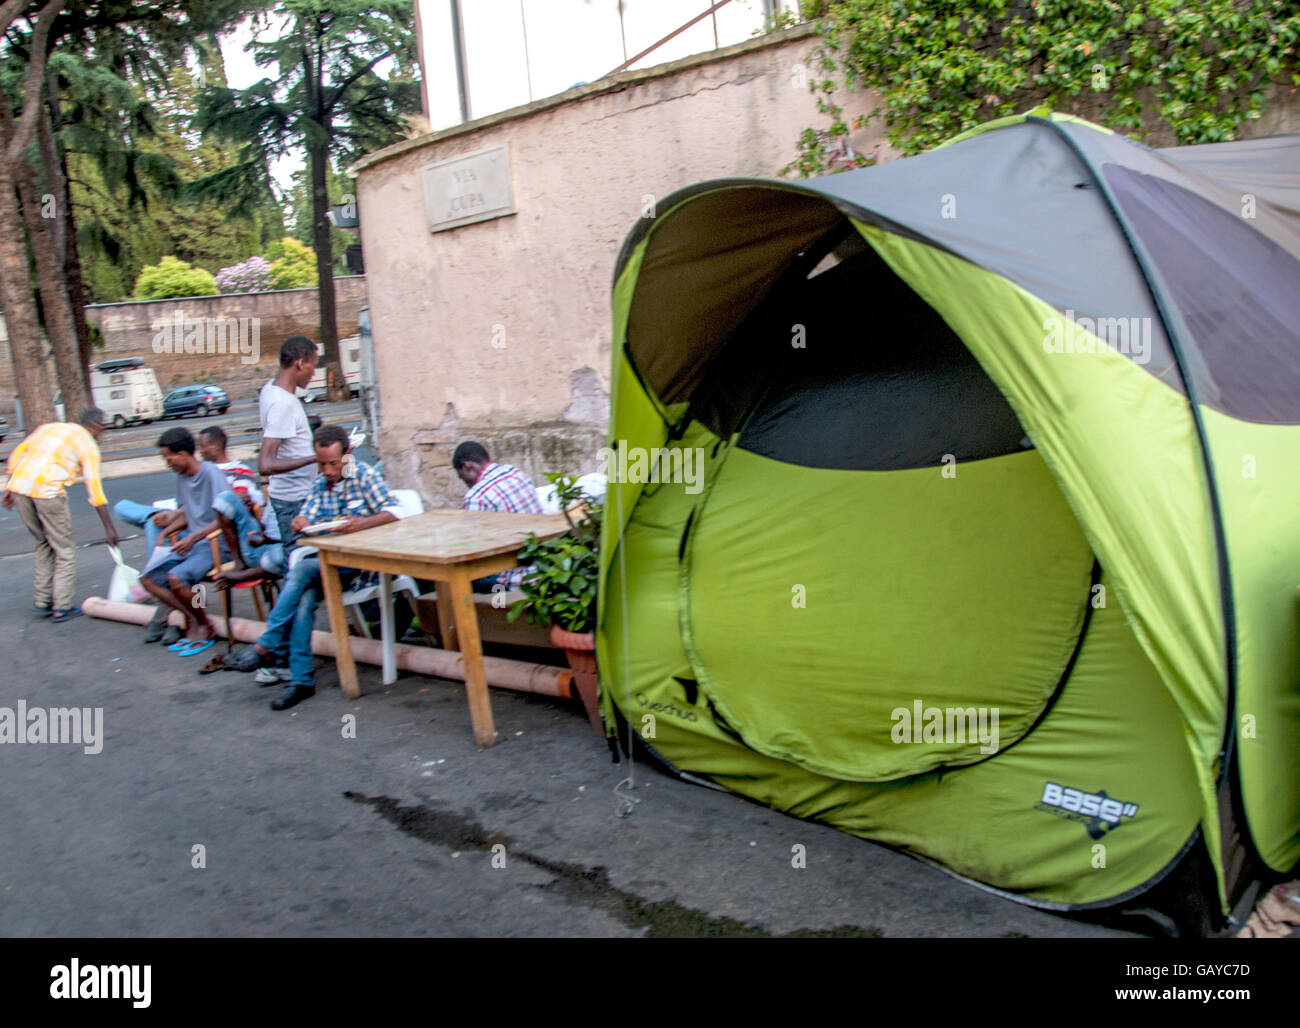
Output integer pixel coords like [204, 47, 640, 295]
[224, 425, 402, 709]
[113, 497, 170, 555]
[258, 336, 318, 546]
[212, 491, 284, 580]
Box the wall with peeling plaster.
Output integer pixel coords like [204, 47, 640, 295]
[350, 24, 894, 507]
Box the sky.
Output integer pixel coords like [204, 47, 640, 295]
[217, 1, 792, 190]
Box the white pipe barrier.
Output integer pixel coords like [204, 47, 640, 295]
[82, 596, 576, 700]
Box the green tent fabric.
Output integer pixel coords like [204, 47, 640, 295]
[596, 112, 1300, 919]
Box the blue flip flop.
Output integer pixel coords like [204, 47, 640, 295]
[176, 638, 216, 657]
[167, 638, 197, 651]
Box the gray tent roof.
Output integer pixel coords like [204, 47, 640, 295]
[616, 117, 1300, 425]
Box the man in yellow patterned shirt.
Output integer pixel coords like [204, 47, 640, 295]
[2, 407, 119, 621]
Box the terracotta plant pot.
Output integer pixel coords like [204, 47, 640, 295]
[551, 625, 603, 734]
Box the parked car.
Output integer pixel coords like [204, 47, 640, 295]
[0, 413, 7, 442]
[161, 384, 229, 419]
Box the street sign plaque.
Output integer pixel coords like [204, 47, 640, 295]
[422, 144, 516, 233]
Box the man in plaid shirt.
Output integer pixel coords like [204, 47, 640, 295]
[453, 440, 542, 590]
[224, 425, 403, 709]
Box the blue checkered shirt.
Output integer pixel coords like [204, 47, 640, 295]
[298, 460, 400, 589]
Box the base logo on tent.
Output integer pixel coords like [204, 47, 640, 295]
[1036, 781, 1139, 839]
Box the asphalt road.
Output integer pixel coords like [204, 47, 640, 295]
[0, 505, 1141, 936]
[0, 407, 1141, 938]
[0, 397, 363, 465]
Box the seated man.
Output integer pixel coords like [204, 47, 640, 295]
[198, 425, 261, 505]
[138, 427, 231, 655]
[212, 489, 285, 584]
[119, 423, 263, 643]
[116, 425, 259, 546]
[224, 424, 402, 710]
[452, 440, 542, 591]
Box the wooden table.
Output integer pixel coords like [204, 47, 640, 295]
[308, 510, 570, 747]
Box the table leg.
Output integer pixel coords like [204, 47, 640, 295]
[434, 584, 458, 651]
[448, 571, 496, 748]
[379, 572, 395, 686]
[319, 551, 361, 700]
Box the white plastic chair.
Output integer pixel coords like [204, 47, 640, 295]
[340, 488, 424, 683]
[536, 472, 606, 514]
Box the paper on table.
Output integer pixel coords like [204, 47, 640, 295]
[299, 519, 348, 535]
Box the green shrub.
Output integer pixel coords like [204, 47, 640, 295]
[132, 256, 219, 300]
[268, 236, 319, 290]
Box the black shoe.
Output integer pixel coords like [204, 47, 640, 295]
[271, 683, 315, 710]
[160, 624, 183, 646]
[144, 616, 167, 643]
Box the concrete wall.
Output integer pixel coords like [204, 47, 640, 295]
[83, 278, 369, 404]
[351, 25, 895, 506]
[0, 278, 368, 421]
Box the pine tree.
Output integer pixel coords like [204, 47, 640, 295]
[195, 0, 420, 401]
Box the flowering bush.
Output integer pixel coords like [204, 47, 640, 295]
[215, 256, 273, 294]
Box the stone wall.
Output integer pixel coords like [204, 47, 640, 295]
[0, 278, 367, 421]
[350, 25, 897, 508]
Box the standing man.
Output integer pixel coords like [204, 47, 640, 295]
[452, 440, 542, 590]
[259, 336, 318, 546]
[2, 407, 120, 622]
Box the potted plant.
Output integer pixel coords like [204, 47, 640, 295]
[508, 474, 603, 733]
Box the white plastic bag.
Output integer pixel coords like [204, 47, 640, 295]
[107, 546, 144, 604]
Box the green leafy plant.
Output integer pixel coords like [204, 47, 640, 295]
[267, 236, 319, 290]
[789, 0, 1300, 172]
[508, 474, 601, 635]
[132, 255, 219, 299]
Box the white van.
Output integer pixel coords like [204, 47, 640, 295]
[303, 337, 361, 401]
[89, 358, 164, 427]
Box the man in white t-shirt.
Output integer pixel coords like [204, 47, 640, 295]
[258, 336, 319, 545]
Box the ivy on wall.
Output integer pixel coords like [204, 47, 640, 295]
[789, 0, 1300, 175]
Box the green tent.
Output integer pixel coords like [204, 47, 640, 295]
[597, 111, 1300, 924]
